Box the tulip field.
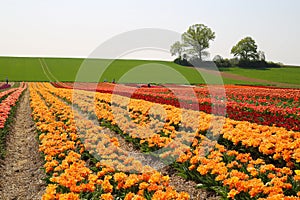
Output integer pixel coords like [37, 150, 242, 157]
[1, 82, 300, 199]
[0, 83, 26, 158]
[54, 82, 300, 131]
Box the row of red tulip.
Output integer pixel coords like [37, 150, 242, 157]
[54, 82, 300, 108]
[52, 82, 300, 131]
[0, 87, 18, 100]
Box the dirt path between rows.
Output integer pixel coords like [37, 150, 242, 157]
[197, 68, 300, 88]
[0, 89, 45, 200]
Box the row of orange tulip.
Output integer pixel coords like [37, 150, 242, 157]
[98, 93, 300, 167]
[43, 83, 300, 199]
[179, 139, 300, 199]
[30, 83, 189, 200]
[43, 85, 193, 151]
[48, 83, 300, 168]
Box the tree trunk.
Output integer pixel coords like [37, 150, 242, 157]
[199, 50, 202, 61]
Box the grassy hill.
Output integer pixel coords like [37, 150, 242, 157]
[224, 67, 300, 85]
[0, 56, 299, 86]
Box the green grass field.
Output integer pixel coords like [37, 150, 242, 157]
[225, 67, 300, 85]
[0, 56, 299, 86]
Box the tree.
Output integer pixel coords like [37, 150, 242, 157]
[231, 37, 259, 61]
[213, 55, 223, 62]
[258, 51, 266, 61]
[213, 55, 232, 68]
[181, 24, 215, 61]
[170, 41, 184, 59]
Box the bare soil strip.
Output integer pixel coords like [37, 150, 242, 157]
[0, 89, 45, 200]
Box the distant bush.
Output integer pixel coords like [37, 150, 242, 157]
[174, 58, 191, 66]
[266, 61, 282, 68]
[188, 58, 218, 68]
[238, 60, 267, 68]
[229, 58, 239, 66]
[214, 58, 232, 68]
[237, 60, 282, 69]
[174, 56, 282, 69]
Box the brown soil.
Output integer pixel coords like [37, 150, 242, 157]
[160, 166, 220, 200]
[0, 89, 46, 200]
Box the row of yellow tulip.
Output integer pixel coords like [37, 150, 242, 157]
[45, 83, 300, 199]
[30, 83, 189, 199]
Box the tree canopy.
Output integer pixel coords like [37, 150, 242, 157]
[170, 25, 274, 68]
[170, 41, 184, 59]
[170, 24, 215, 62]
[231, 37, 259, 61]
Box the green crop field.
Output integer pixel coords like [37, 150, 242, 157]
[225, 67, 300, 85]
[0, 56, 222, 84]
[0, 57, 206, 83]
[0, 56, 299, 86]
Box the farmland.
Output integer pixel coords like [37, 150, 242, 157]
[0, 56, 299, 87]
[224, 67, 300, 85]
[1, 0, 300, 198]
[0, 56, 300, 199]
[0, 79, 299, 199]
[33, 83, 300, 199]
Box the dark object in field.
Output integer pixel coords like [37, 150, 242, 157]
[0, 84, 11, 90]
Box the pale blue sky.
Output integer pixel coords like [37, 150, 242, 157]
[0, 0, 299, 65]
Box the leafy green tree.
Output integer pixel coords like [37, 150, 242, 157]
[170, 41, 184, 59]
[213, 55, 223, 62]
[181, 24, 215, 61]
[213, 55, 232, 68]
[258, 51, 266, 61]
[231, 37, 259, 61]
